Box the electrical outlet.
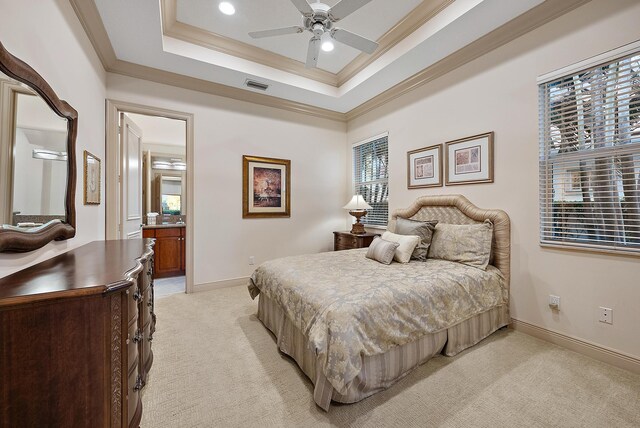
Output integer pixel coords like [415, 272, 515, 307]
[249, 256, 255, 265]
[548, 295, 561, 310]
[599, 307, 613, 324]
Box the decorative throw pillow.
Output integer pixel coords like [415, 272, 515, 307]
[365, 237, 400, 265]
[394, 218, 438, 261]
[427, 220, 493, 270]
[381, 231, 421, 263]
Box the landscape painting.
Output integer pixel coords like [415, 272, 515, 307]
[243, 155, 291, 218]
[252, 167, 282, 207]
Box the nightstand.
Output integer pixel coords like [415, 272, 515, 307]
[333, 231, 380, 251]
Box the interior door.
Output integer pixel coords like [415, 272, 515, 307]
[120, 113, 143, 239]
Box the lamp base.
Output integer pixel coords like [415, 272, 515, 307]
[349, 210, 367, 235]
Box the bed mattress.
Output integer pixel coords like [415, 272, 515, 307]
[249, 248, 508, 403]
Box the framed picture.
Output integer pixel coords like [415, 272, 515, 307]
[83, 150, 101, 205]
[445, 132, 494, 185]
[242, 155, 290, 218]
[407, 144, 442, 188]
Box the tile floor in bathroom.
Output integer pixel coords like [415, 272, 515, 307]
[154, 275, 185, 298]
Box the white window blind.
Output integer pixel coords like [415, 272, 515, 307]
[353, 134, 389, 226]
[539, 51, 640, 254]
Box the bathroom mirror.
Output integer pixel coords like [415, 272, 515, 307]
[0, 42, 77, 252]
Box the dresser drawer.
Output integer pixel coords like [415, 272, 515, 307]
[144, 262, 153, 290]
[333, 231, 379, 251]
[127, 286, 140, 323]
[142, 320, 152, 371]
[127, 323, 140, 371]
[127, 366, 142, 426]
[335, 233, 358, 248]
[142, 286, 152, 327]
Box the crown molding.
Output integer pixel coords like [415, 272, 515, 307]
[70, 0, 591, 124]
[336, 0, 454, 86]
[108, 59, 346, 122]
[345, 0, 592, 121]
[68, 0, 347, 122]
[68, 0, 116, 66]
[161, 0, 454, 88]
[161, 0, 338, 86]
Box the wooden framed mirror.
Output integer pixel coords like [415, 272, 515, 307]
[0, 42, 77, 252]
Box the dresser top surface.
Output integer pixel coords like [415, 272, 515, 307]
[0, 239, 153, 305]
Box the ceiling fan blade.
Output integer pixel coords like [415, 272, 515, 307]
[249, 26, 304, 39]
[328, 0, 372, 21]
[305, 37, 321, 68]
[331, 28, 378, 54]
[290, 0, 314, 17]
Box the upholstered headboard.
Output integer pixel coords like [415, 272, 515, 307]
[389, 195, 511, 289]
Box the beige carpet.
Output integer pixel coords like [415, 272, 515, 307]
[141, 286, 640, 427]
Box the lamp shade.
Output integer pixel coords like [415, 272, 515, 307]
[343, 195, 372, 211]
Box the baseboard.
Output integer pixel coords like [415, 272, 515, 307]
[194, 276, 249, 293]
[510, 318, 640, 374]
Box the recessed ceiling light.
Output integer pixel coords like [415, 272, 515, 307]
[219, 2, 235, 16]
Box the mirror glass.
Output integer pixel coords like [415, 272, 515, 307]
[0, 71, 69, 230]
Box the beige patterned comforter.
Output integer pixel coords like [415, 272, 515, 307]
[248, 248, 507, 394]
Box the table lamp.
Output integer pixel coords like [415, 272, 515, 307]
[343, 195, 372, 234]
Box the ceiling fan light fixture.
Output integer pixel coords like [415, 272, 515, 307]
[248, 0, 377, 68]
[320, 33, 335, 52]
[218, 2, 235, 16]
[321, 41, 334, 52]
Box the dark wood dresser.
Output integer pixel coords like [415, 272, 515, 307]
[333, 231, 380, 251]
[0, 239, 156, 428]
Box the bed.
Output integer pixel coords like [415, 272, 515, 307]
[248, 195, 510, 411]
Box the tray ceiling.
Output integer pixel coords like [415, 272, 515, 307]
[175, 0, 423, 74]
[84, 0, 590, 118]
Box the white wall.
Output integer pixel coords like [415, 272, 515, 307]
[107, 74, 347, 285]
[12, 128, 67, 216]
[347, 0, 640, 358]
[0, 0, 106, 277]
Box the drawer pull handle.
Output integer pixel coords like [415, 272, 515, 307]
[132, 329, 142, 344]
[133, 288, 142, 301]
[133, 374, 143, 391]
[147, 301, 153, 307]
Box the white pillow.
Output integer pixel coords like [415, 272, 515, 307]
[381, 231, 420, 263]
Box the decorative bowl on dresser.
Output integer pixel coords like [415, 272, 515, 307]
[333, 231, 381, 251]
[0, 239, 156, 428]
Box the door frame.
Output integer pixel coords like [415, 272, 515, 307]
[106, 99, 195, 293]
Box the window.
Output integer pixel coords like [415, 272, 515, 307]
[539, 48, 640, 254]
[353, 134, 389, 227]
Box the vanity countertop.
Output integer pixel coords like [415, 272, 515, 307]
[142, 223, 186, 229]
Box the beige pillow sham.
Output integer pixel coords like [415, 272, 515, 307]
[427, 220, 493, 270]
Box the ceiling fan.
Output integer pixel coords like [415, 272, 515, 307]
[248, 0, 378, 69]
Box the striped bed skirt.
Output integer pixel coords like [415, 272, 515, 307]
[257, 294, 510, 411]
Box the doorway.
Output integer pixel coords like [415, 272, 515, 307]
[106, 100, 194, 294]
